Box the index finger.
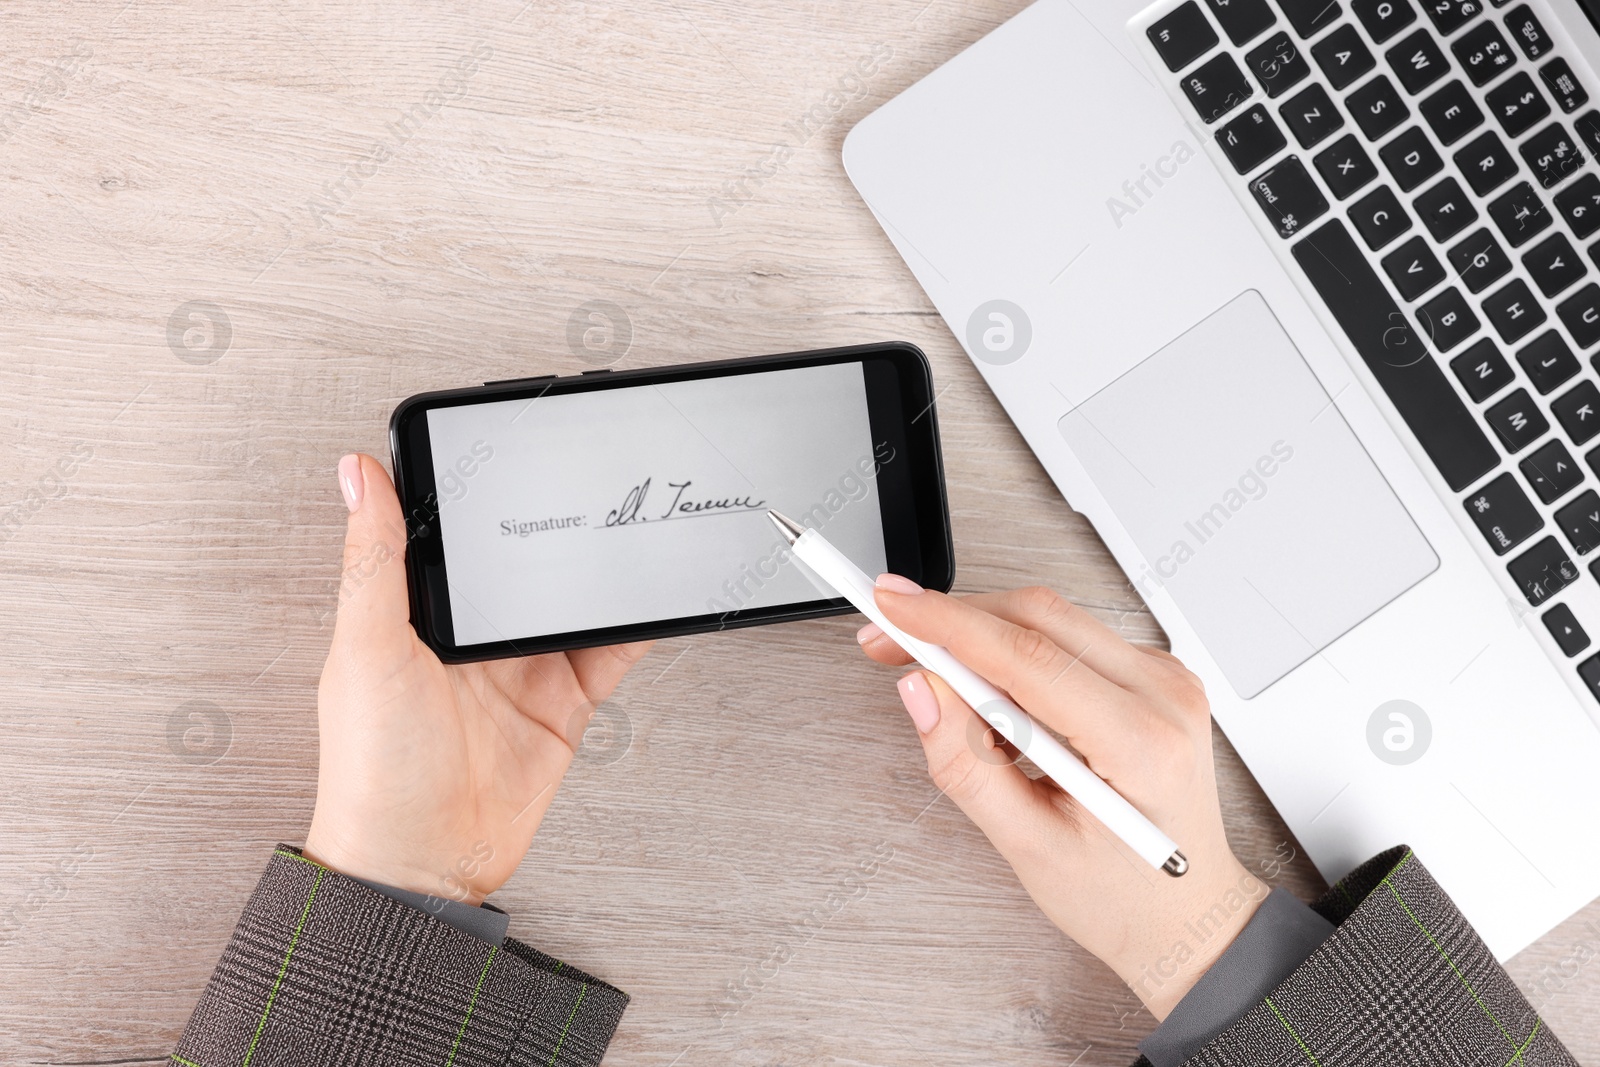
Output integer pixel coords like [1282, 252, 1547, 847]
[863, 586, 1168, 691]
[873, 582, 1153, 753]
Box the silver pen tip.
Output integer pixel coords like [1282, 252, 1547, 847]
[1162, 850, 1189, 877]
[767, 509, 805, 544]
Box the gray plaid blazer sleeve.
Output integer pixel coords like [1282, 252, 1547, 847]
[170, 847, 628, 1067]
[1133, 845, 1578, 1067]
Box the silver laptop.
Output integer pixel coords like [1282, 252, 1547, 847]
[844, 0, 1600, 957]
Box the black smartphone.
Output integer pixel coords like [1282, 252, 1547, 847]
[390, 341, 954, 662]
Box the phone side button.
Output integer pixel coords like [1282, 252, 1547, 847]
[580, 368, 613, 374]
[483, 374, 558, 386]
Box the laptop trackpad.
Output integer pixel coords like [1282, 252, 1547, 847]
[1057, 291, 1438, 698]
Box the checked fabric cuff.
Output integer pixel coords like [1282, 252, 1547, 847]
[1132, 845, 1579, 1067]
[170, 846, 627, 1067]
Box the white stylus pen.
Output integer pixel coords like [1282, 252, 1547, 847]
[768, 509, 1187, 877]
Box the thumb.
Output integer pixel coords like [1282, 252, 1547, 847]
[896, 670, 1056, 854]
[331, 454, 413, 644]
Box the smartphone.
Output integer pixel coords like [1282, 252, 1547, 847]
[390, 341, 954, 662]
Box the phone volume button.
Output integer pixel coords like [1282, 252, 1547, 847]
[482, 374, 557, 387]
[579, 368, 613, 375]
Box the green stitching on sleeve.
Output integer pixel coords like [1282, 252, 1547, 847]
[445, 944, 498, 1067]
[1507, 1018, 1541, 1065]
[1381, 868, 1519, 1049]
[242, 866, 324, 1067]
[1265, 996, 1324, 1067]
[274, 849, 325, 869]
[546, 982, 589, 1067]
[170, 1056, 202, 1067]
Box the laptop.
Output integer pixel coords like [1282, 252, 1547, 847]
[844, 0, 1600, 958]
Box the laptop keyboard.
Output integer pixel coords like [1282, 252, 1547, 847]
[1143, 0, 1600, 699]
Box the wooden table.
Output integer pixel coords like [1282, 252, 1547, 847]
[2, 2, 1596, 1062]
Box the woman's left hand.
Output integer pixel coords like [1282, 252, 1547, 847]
[304, 453, 652, 903]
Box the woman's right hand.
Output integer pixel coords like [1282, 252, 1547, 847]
[857, 578, 1266, 1021]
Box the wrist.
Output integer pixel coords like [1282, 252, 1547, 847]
[303, 822, 487, 906]
[1117, 857, 1269, 1020]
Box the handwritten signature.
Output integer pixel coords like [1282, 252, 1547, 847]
[604, 478, 767, 527]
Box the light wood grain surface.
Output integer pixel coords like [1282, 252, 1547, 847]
[2, 2, 1597, 1063]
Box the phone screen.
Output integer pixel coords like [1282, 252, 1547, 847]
[424, 361, 892, 645]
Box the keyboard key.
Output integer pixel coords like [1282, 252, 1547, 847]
[1521, 233, 1585, 297]
[1554, 380, 1600, 444]
[1248, 156, 1329, 236]
[1453, 130, 1518, 195]
[1313, 133, 1379, 196]
[1521, 437, 1584, 500]
[1450, 20, 1515, 85]
[1484, 279, 1548, 343]
[1486, 72, 1550, 137]
[1420, 0, 1481, 35]
[1509, 535, 1579, 604]
[1414, 177, 1478, 239]
[1521, 123, 1585, 188]
[1555, 174, 1600, 239]
[1350, 184, 1413, 247]
[1382, 236, 1447, 298]
[1577, 650, 1600, 699]
[1218, 105, 1290, 172]
[1558, 283, 1600, 347]
[1574, 111, 1600, 157]
[1464, 471, 1545, 554]
[1205, 0, 1278, 44]
[1448, 227, 1512, 291]
[1280, 83, 1346, 146]
[1451, 336, 1515, 399]
[1149, 3, 1220, 71]
[1311, 24, 1376, 90]
[1504, 5, 1553, 61]
[1417, 286, 1480, 349]
[1387, 30, 1450, 95]
[1556, 488, 1600, 553]
[1379, 125, 1443, 189]
[1353, 0, 1417, 42]
[1347, 75, 1410, 139]
[1420, 80, 1484, 145]
[1541, 602, 1590, 656]
[1514, 328, 1577, 391]
[1293, 220, 1500, 490]
[1539, 58, 1589, 113]
[1488, 182, 1551, 247]
[1244, 31, 1311, 97]
[1486, 387, 1550, 450]
[1182, 53, 1255, 122]
[1279, 0, 1342, 37]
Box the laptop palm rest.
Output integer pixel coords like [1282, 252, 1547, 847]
[1058, 290, 1439, 698]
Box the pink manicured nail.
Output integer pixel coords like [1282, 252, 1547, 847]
[856, 622, 883, 645]
[875, 573, 923, 595]
[338, 455, 364, 513]
[897, 672, 940, 734]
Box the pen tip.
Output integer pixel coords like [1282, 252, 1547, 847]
[767, 509, 805, 544]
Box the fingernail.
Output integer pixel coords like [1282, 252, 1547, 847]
[856, 622, 883, 645]
[897, 672, 940, 734]
[338, 455, 364, 513]
[875, 573, 923, 595]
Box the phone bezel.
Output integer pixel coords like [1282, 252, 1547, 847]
[389, 341, 954, 662]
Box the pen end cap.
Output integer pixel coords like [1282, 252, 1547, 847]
[1162, 851, 1188, 877]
